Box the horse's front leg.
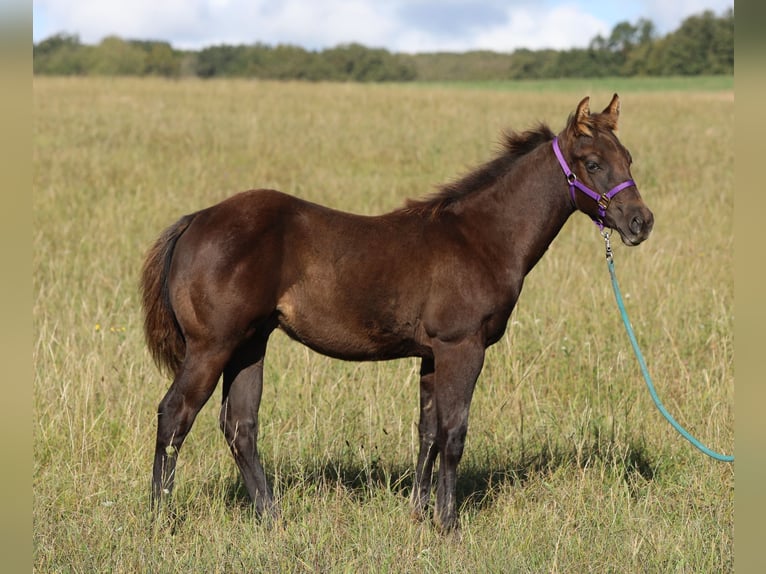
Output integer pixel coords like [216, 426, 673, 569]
[432, 338, 485, 532]
[411, 357, 437, 520]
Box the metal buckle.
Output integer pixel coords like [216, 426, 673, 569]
[601, 229, 613, 262]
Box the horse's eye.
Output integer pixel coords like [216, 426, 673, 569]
[586, 161, 600, 173]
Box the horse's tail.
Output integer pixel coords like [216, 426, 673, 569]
[140, 214, 195, 378]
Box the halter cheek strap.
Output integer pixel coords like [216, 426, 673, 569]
[552, 136, 636, 229]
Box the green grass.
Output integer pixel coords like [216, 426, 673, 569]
[33, 77, 733, 572]
[417, 75, 734, 93]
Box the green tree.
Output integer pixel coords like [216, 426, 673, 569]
[650, 9, 733, 75]
[32, 8, 732, 81]
[709, 8, 734, 73]
[262, 44, 319, 80]
[137, 41, 180, 77]
[507, 49, 557, 79]
[195, 44, 249, 77]
[88, 36, 146, 75]
[622, 19, 657, 75]
[320, 44, 415, 82]
[33, 33, 88, 74]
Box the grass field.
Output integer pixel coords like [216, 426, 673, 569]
[424, 75, 734, 94]
[33, 77, 733, 572]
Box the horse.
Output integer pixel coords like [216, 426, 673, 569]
[141, 94, 653, 531]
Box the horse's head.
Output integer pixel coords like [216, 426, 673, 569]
[557, 94, 653, 246]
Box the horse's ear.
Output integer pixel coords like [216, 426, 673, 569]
[601, 93, 620, 131]
[572, 96, 593, 137]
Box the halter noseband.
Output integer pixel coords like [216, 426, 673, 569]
[552, 136, 636, 229]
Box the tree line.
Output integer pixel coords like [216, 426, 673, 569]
[34, 8, 732, 81]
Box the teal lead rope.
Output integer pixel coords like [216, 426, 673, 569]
[602, 231, 734, 462]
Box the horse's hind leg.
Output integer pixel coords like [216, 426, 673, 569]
[152, 345, 230, 510]
[411, 357, 438, 520]
[219, 334, 277, 520]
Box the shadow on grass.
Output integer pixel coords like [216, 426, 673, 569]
[456, 437, 656, 512]
[214, 435, 658, 517]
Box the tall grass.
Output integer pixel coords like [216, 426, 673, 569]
[33, 77, 733, 572]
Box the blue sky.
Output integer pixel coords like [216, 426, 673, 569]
[33, 0, 733, 53]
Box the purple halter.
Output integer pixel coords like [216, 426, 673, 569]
[552, 136, 636, 229]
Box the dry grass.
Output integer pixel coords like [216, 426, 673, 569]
[33, 77, 733, 572]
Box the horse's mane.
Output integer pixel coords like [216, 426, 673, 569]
[401, 123, 555, 217]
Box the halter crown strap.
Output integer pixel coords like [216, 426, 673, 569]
[552, 136, 636, 228]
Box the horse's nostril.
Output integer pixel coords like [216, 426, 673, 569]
[630, 215, 643, 235]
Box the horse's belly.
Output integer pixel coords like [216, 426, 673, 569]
[275, 292, 426, 361]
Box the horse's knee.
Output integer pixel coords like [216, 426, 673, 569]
[156, 393, 185, 444]
[440, 424, 468, 463]
[418, 422, 437, 444]
[220, 408, 258, 449]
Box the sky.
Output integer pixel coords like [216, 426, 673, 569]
[33, 0, 733, 53]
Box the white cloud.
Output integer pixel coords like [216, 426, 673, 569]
[33, 0, 732, 51]
[639, 0, 732, 33]
[472, 5, 611, 52]
[35, 0, 213, 45]
[34, 0, 401, 49]
[251, 1, 399, 50]
[382, 4, 610, 53]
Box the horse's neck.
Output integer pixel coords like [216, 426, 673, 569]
[460, 143, 574, 278]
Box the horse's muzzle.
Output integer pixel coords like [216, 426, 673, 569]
[617, 206, 654, 246]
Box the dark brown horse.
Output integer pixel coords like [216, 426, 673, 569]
[141, 94, 653, 531]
